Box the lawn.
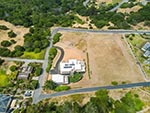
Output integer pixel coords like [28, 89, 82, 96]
[0, 70, 9, 87]
[127, 34, 146, 63]
[21, 49, 46, 60]
[126, 34, 150, 77]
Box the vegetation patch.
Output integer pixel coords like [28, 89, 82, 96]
[0, 70, 9, 87]
[55, 85, 70, 92]
[21, 49, 46, 60]
[69, 72, 82, 83]
[53, 33, 62, 44]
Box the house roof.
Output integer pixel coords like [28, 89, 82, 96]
[60, 59, 85, 73]
[144, 50, 150, 57]
[0, 94, 12, 113]
[142, 42, 150, 51]
[52, 74, 68, 84]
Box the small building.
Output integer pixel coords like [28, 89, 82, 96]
[51, 74, 68, 84]
[60, 59, 85, 75]
[142, 42, 150, 52]
[17, 66, 33, 80]
[0, 94, 12, 113]
[143, 50, 150, 57]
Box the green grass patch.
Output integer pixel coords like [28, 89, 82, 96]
[0, 70, 9, 87]
[112, 0, 122, 4]
[21, 49, 46, 60]
[55, 85, 70, 92]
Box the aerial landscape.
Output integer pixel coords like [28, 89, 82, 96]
[0, 0, 150, 113]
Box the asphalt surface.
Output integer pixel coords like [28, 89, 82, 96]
[109, 0, 129, 12]
[39, 82, 150, 101]
[52, 27, 150, 34]
[50, 46, 64, 74]
[1, 57, 44, 63]
[32, 28, 150, 104]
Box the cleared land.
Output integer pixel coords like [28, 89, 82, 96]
[55, 32, 144, 88]
[0, 20, 29, 50]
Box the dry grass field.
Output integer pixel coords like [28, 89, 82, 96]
[55, 32, 144, 88]
[0, 20, 29, 50]
[45, 88, 150, 113]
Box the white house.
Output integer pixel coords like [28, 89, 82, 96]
[60, 59, 85, 75]
[51, 74, 68, 84]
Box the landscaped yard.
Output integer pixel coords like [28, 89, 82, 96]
[21, 49, 46, 60]
[126, 34, 150, 77]
[0, 70, 9, 87]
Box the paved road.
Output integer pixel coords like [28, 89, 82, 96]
[53, 27, 150, 34]
[39, 82, 150, 101]
[109, 0, 129, 12]
[32, 30, 55, 104]
[0, 57, 44, 63]
[83, 0, 90, 7]
[32, 27, 150, 104]
[50, 46, 64, 74]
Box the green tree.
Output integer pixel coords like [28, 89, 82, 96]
[8, 30, 17, 38]
[0, 58, 4, 65]
[0, 25, 9, 30]
[10, 65, 17, 72]
[53, 33, 62, 44]
[1, 40, 12, 47]
[44, 80, 58, 90]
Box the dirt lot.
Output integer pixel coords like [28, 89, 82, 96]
[0, 20, 29, 50]
[55, 32, 144, 88]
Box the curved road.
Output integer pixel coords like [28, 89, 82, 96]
[32, 28, 150, 104]
[50, 46, 64, 74]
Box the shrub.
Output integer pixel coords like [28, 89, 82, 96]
[34, 48, 41, 53]
[28, 80, 38, 90]
[1, 40, 12, 47]
[10, 39, 16, 44]
[46, 63, 52, 73]
[55, 85, 70, 92]
[35, 67, 42, 76]
[69, 73, 82, 83]
[111, 81, 118, 86]
[53, 33, 62, 44]
[44, 80, 58, 90]
[0, 25, 9, 30]
[0, 47, 11, 57]
[10, 65, 17, 72]
[0, 58, 4, 65]
[8, 30, 17, 38]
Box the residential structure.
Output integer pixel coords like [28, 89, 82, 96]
[60, 59, 85, 75]
[142, 42, 150, 57]
[51, 74, 68, 84]
[142, 42, 150, 51]
[17, 66, 33, 80]
[0, 94, 12, 113]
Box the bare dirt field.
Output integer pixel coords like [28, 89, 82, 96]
[55, 32, 144, 88]
[0, 20, 29, 50]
